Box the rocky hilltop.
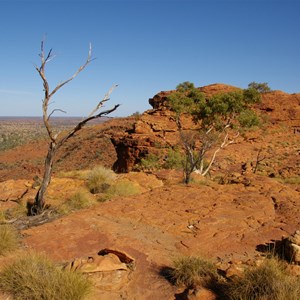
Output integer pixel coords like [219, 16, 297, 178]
[112, 83, 300, 176]
[0, 83, 300, 299]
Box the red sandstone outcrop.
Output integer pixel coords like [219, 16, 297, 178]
[112, 84, 300, 173]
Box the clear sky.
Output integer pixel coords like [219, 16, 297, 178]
[0, 0, 299, 117]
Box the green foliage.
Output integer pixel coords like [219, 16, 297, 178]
[168, 82, 261, 130]
[168, 82, 205, 115]
[248, 81, 271, 93]
[196, 89, 261, 129]
[243, 87, 263, 103]
[166, 82, 262, 181]
[164, 148, 184, 169]
[0, 252, 91, 300]
[225, 257, 300, 300]
[171, 256, 220, 289]
[0, 225, 19, 255]
[176, 81, 196, 91]
[87, 166, 117, 194]
[140, 153, 161, 170]
[238, 109, 260, 128]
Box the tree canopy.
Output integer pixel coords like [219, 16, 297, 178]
[167, 82, 261, 182]
[248, 82, 271, 93]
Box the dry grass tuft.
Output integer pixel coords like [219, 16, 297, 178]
[57, 189, 94, 215]
[171, 256, 220, 289]
[225, 257, 300, 300]
[97, 179, 141, 202]
[0, 225, 19, 255]
[87, 166, 117, 194]
[0, 252, 91, 300]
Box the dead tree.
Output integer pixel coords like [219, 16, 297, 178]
[32, 42, 119, 215]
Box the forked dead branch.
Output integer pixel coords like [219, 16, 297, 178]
[32, 41, 120, 215]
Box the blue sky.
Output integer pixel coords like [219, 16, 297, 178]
[0, 0, 299, 117]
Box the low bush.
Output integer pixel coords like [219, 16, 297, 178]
[171, 256, 219, 289]
[164, 148, 184, 170]
[248, 82, 271, 93]
[238, 109, 260, 128]
[0, 252, 91, 300]
[0, 225, 19, 255]
[87, 166, 116, 194]
[224, 257, 300, 300]
[139, 153, 161, 170]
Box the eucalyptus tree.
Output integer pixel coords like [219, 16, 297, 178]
[167, 82, 261, 183]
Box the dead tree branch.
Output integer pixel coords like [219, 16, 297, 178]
[32, 42, 120, 215]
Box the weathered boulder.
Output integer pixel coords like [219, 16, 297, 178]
[284, 230, 300, 264]
[64, 249, 135, 291]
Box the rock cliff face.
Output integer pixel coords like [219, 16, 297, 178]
[112, 84, 238, 172]
[112, 109, 179, 172]
[112, 83, 300, 173]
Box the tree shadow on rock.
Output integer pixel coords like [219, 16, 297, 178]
[256, 239, 286, 259]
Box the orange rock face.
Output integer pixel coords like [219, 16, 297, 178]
[112, 83, 300, 174]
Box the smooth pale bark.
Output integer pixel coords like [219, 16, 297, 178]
[33, 142, 56, 214]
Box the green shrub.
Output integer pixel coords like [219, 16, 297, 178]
[164, 148, 184, 170]
[171, 256, 219, 289]
[248, 82, 271, 93]
[0, 225, 19, 255]
[0, 252, 91, 300]
[140, 153, 161, 170]
[87, 166, 116, 194]
[225, 257, 300, 300]
[238, 109, 260, 128]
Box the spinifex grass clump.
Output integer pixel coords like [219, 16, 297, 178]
[225, 257, 300, 300]
[58, 189, 94, 215]
[0, 225, 19, 255]
[0, 252, 91, 300]
[171, 256, 220, 289]
[87, 166, 117, 194]
[97, 179, 141, 202]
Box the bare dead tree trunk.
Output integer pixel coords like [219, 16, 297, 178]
[31, 41, 119, 215]
[33, 142, 56, 214]
[253, 147, 266, 174]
